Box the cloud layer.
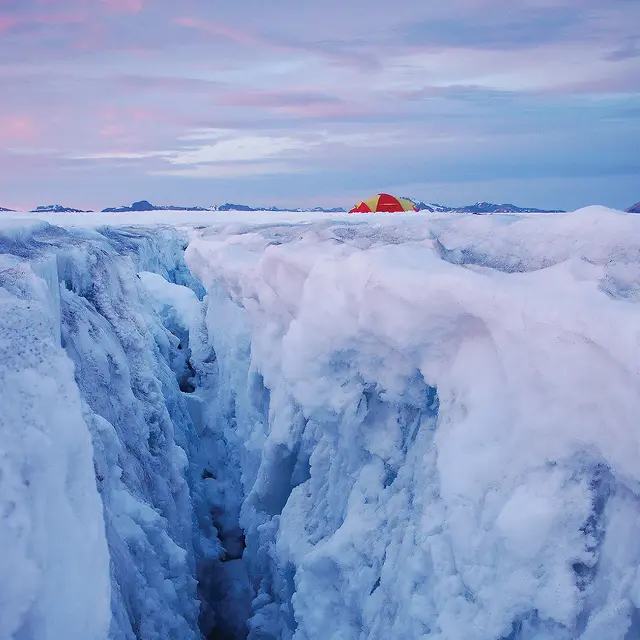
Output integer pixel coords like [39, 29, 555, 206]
[0, 0, 638, 210]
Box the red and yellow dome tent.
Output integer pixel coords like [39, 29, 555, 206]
[349, 193, 418, 214]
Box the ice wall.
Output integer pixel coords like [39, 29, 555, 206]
[186, 208, 640, 640]
[0, 221, 223, 640]
[0, 243, 110, 640]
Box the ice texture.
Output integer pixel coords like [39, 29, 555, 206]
[185, 207, 640, 640]
[2, 206, 640, 640]
[0, 222, 219, 639]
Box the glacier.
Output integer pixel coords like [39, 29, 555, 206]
[1, 206, 640, 640]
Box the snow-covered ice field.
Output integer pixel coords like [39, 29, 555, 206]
[1, 205, 640, 640]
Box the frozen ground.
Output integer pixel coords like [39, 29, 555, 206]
[1, 206, 639, 639]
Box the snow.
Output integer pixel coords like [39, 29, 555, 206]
[0, 222, 220, 639]
[0, 208, 341, 229]
[185, 205, 640, 639]
[0, 252, 110, 640]
[1, 204, 640, 639]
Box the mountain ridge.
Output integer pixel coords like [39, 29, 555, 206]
[216, 202, 347, 213]
[406, 199, 565, 214]
[102, 200, 212, 213]
[31, 204, 92, 213]
[7, 198, 638, 215]
[626, 202, 640, 213]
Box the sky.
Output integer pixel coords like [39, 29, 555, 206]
[0, 0, 639, 211]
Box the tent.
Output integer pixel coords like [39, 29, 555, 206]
[349, 193, 418, 214]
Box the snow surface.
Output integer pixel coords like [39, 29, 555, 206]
[185, 206, 640, 640]
[1, 205, 640, 640]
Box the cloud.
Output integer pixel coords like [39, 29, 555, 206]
[216, 89, 361, 119]
[0, 14, 19, 33]
[168, 134, 308, 165]
[605, 36, 640, 62]
[61, 126, 411, 183]
[100, 0, 143, 15]
[70, 130, 309, 165]
[173, 15, 380, 72]
[112, 74, 222, 92]
[0, 115, 39, 143]
[535, 67, 640, 95]
[70, 150, 168, 160]
[0, 8, 87, 33]
[173, 16, 271, 49]
[396, 6, 579, 50]
[270, 36, 382, 73]
[150, 161, 303, 179]
[378, 38, 640, 95]
[219, 90, 341, 108]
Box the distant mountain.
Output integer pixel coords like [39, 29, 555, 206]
[31, 204, 91, 213]
[101, 200, 347, 213]
[216, 202, 346, 213]
[102, 200, 213, 213]
[626, 202, 640, 213]
[215, 202, 254, 211]
[21, 198, 567, 216]
[0, 206, 15, 212]
[404, 199, 452, 213]
[456, 202, 564, 214]
[406, 199, 564, 214]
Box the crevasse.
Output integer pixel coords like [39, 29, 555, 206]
[2, 208, 640, 640]
[0, 222, 244, 640]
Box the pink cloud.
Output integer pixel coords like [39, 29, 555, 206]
[0, 9, 87, 34]
[44, 10, 87, 25]
[72, 18, 107, 51]
[99, 124, 130, 139]
[0, 14, 19, 33]
[0, 115, 39, 144]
